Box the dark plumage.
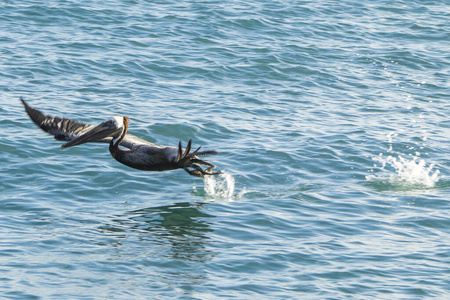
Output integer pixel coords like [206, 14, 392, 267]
[21, 98, 220, 177]
[22, 98, 95, 141]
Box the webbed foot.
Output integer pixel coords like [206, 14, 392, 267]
[177, 139, 221, 178]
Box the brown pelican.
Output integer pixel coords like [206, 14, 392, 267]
[21, 98, 221, 177]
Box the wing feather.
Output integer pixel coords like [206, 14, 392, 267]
[22, 98, 97, 141]
[21, 98, 152, 149]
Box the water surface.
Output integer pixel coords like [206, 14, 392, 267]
[1, 0, 449, 299]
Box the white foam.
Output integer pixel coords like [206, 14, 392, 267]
[203, 171, 235, 199]
[366, 154, 440, 188]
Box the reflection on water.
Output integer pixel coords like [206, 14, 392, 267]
[130, 202, 214, 261]
[98, 202, 215, 289]
[101, 202, 214, 260]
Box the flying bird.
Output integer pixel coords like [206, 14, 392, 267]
[21, 98, 221, 177]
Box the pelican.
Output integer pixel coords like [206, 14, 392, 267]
[21, 98, 221, 177]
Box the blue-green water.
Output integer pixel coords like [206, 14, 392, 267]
[1, 0, 449, 299]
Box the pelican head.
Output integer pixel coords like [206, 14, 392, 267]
[61, 116, 127, 149]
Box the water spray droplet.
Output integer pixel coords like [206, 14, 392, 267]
[203, 171, 235, 199]
[366, 155, 440, 188]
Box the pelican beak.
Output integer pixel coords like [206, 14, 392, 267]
[60, 123, 119, 149]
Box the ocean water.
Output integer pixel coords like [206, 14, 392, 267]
[1, 0, 449, 299]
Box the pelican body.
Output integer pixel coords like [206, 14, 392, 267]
[21, 98, 220, 177]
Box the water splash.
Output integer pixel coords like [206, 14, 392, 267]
[203, 171, 235, 199]
[366, 154, 440, 188]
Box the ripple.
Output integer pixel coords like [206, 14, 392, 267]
[1, 0, 449, 299]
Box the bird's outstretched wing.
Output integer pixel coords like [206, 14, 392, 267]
[21, 98, 104, 142]
[21, 98, 154, 149]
